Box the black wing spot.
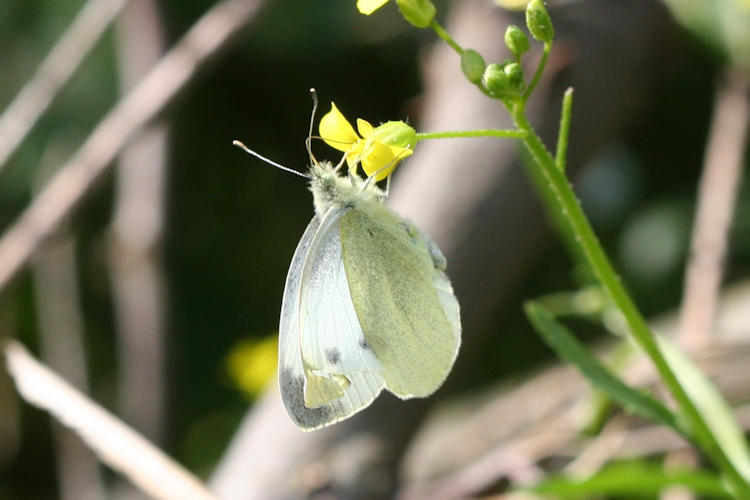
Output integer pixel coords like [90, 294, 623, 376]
[325, 348, 341, 364]
[359, 339, 370, 351]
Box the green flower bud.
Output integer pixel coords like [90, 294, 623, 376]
[374, 121, 417, 148]
[461, 49, 486, 84]
[483, 63, 512, 97]
[504, 62, 524, 89]
[396, 0, 436, 28]
[504, 25, 530, 57]
[526, 0, 554, 43]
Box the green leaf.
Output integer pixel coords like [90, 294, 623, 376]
[524, 302, 677, 430]
[529, 461, 733, 498]
[659, 337, 750, 483]
[660, 0, 750, 69]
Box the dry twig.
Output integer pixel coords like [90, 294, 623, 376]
[0, 0, 129, 168]
[678, 69, 750, 348]
[0, 0, 264, 293]
[33, 232, 106, 500]
[5, 341, 216, 500]
[110, 0, 169, 445]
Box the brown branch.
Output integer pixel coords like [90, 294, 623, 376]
[5, 341, 217, 500]
[0, 0, 264, 294]
[33, 230, 106, 500]
[678, 69, 750, 348]
[110, 0, 169, 446]
[0, 0, 129, 168]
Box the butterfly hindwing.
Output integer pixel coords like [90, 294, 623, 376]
[338, 203, 461, 399]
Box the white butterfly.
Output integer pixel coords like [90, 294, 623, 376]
[234, 95, 461, 430]
[277, 155, 461, 430]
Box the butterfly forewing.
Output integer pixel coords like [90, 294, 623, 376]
[279, 206, 385, 430]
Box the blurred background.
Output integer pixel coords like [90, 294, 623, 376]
[0, 0, 748, 498]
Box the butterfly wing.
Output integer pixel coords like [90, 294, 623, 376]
[338, 203, 461, 399]
[279, 207, 385, 431]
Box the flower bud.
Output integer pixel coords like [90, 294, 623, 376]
[526, 0, 554, 43]
[374, 121, 417, 148]
[504, 62, 524, 89]
[504, 25, 530, 57]
[483, 63, 512, 97]
[396, 0, 436, 28]
[461, 49, 486, 84]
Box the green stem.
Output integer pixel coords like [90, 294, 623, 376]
[416, 129, 526, 140]
[430, 20, 462, 55]
[555, 88, 573, 171]
[523, 41, 551, 101]
[428, 21, 492, 98]
[510, 102, 750, 495]
[518, 143, 592, 279]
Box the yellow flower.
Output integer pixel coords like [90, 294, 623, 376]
[319, 102, 414, 181]
[226, 335, 277, 399]
[357, 0, 436, 27]
[357, 0, 389, 15]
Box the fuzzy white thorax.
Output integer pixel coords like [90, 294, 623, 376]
[309, 160, 385, 218]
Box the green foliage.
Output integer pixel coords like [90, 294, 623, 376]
[524, 302, 678, 430]
[529, 461, 733, 499]
[659, 337, 750, 483]
[661, 0, 750, 70]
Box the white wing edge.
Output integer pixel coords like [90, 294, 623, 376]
[279, 207, 385, 431]
[278, 214, 325, 429]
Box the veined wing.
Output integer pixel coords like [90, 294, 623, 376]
[279, 206, 385, 430]
[338, 204, 461, 399]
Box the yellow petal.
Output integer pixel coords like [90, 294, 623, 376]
[361, 140, 400, 181]
[346, 145, 364, 172]
[357, 0, 390, 15]
[388, 145, 413, 177]
[356, 118, 375, 139]
[319, 102, 359, 152]
[389, 144, 413, 161]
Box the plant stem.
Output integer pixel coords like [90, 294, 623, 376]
[430, 20, 462, 55]
[510, 101, 750, 495]
[523, 41, 550, 101]
[555, 88, 573, 171]
[416, 129, 526, 140]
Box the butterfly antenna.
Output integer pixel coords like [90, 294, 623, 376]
[334, 152, 347, 173]
[232, 140, 310, 179]
[306, 88, 319, 164]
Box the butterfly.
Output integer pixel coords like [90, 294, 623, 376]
[235, 95, 461, 430]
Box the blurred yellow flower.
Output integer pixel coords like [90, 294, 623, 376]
[493, 0, 530, 10]
[319, 102, 413, 181]
[357, 0, 389, 15]
[226, 335, 277, 399]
